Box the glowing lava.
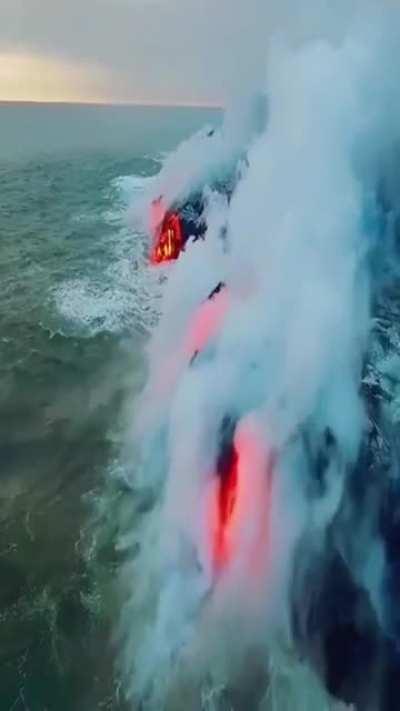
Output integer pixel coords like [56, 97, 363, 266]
[210, 418, 274, 576]
[214, 436, 239, 569]
[150, 198, 184, 265]
[186, 287, 230, 357]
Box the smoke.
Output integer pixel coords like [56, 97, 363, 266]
[120, 2, 400, 709]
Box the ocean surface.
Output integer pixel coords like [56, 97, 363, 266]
[0, 102, 221, 710]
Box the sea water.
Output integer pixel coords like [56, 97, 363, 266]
[0, 102, 221, 711]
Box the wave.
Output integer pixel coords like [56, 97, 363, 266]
[53, 173, 159, 338]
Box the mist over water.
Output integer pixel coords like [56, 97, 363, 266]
[120, 3, 400, 710]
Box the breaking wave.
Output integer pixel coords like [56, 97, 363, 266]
[53, 173, 160, 337]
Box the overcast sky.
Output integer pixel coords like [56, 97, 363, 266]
[1, 1, 389, 105]
[0, 0, 275, 104]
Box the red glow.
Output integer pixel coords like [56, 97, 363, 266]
[210, 420, 274, 577]
[214, 445, 238, 569]
[150, 205, 184, 265]
[186, 289, 229, 356]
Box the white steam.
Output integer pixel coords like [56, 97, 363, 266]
[120, 3, 400, 709]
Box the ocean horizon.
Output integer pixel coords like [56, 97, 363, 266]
[0, 101, 223, 162]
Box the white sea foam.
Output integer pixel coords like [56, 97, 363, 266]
[54, 173, 159, 337]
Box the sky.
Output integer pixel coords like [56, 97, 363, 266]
[1, 0, 390, 106]
[0, 0, 274, 105]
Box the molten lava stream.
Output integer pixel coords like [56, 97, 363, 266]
[214, 443, 239, 570]
[150, 209, 184, 265]
[211, 422, 274, 578]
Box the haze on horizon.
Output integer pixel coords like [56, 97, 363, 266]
[0, 0, 277, 106]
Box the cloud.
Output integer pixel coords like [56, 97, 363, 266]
[6, 0, 365, 103]
[0, 0, 275, 103]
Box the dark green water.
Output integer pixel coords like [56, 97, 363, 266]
[0, 104, 221, 710]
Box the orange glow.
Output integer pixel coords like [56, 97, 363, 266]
[150, 208, 184, 265]
[0, 51, 226, 107]
[0, 52, 114, 103]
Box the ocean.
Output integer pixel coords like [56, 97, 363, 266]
[0, 102, 221, 710]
